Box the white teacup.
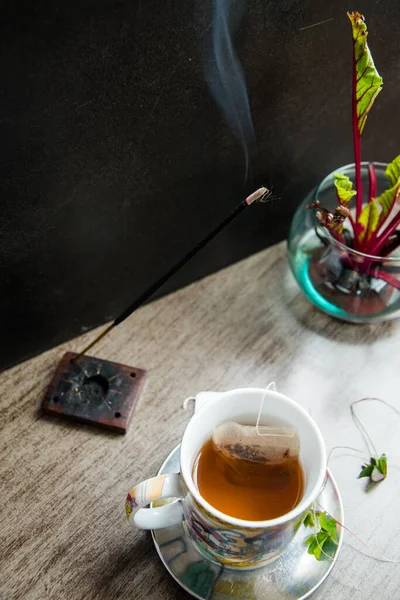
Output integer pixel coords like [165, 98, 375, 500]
[126, 388, 326, 568]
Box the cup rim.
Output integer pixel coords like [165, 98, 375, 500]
[180, 388, 327, 529]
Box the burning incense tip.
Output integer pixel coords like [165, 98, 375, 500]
[245, 187, 270, 205]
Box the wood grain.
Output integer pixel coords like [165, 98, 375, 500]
[1, 242, 400, 600]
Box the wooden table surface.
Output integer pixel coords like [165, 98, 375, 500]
[2, 241, 400, 600]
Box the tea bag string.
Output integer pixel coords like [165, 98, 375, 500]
[255, 382, 294, 437]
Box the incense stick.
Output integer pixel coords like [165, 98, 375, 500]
[73, 187, 271, 361]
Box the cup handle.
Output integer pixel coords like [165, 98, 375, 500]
[125, 473, 184, 530]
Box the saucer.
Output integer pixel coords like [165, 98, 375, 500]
[152, 444, 343, 600]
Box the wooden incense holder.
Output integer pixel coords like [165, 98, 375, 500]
[42, 352, 146, 433]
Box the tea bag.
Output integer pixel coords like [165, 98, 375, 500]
[212, 421, 300, 466]
[212, 383, 300, 480]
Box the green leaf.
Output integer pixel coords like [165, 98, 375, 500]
[312, 533, 327, 561]
[305, 530, 337, 561]
[305, 534, 319, 557]
[359, 454, 387, 481]
[348, 12, 383, 135]
[377, 156, 400, 223]
[319, 512, 329, 531]
[334, 173, 357, 206]
[316, 532, 329, 556]
[376, 453, 387, 477]
[303, 511, 315, 528]
[305, 534, 316, 549]
[304, 511, 339, 561]
[321, 537, 339, 560]
[386, 156, 400, 187]
[358, 200, 380, 243]
[319, 513, 337, 538]
[371, 453, 387, 482]
[359, 464, 374, 478]
[378, 185, 400, 224]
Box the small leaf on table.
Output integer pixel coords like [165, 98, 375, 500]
[359, 464, 374, 479]
[359, 454, 387, 481]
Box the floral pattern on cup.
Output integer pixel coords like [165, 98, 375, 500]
[183, 494, 306, 567]
[125, 493, 138, 520]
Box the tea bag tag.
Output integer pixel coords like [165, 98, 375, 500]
[212, 421, 300, 464]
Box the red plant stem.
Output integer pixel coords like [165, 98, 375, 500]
[352, 51, 363, 230]
[324, 226, 346, 245]
[348, 213, 357, 234]
[366, 232, 378, 255]
[380, 233, 400, 256]
[376, 185, 400, 235]
[370, 211, 400, 256]
[368, 162, 377, 201]
[371, 269, 400, 291]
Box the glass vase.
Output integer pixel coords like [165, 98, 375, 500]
[288, 162, 400, 323]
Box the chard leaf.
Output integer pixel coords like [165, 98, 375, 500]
[377, 184, 400, 222]
[348, 12, 383, 135]
[334, 173, 357, 206]
[386, 155, 400, 186]
[377, 156, 400, 223]
[358, 200, 380, 243]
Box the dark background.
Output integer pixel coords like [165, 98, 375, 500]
[1, 0, 399, 370]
